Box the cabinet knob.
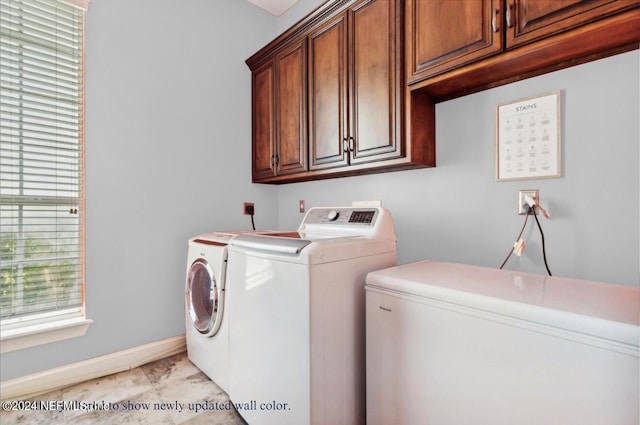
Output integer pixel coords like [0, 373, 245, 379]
[492, 9, 499, 33]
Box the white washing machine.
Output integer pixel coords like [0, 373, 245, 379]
[226, 207, 397, 425]
[185, 230, 272, 393]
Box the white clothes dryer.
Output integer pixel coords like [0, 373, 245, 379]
[185, 230, 272, 393]
[226, 207, 397, 425]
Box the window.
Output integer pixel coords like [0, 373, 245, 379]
[1, 0, 91, 352]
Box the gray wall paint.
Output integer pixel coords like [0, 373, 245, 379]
[277, 50, 639, 287]
[276, 0, 326, 32]
[1, 0, 281, 382]
[2, 0, 638, 383]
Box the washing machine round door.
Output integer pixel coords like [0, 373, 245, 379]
[186, 258, 223, 336]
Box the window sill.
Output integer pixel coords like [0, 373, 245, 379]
[1, 317, 93, 354]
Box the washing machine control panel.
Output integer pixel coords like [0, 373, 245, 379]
[348, 210, 376, 224]
[303, 208, 378, 226]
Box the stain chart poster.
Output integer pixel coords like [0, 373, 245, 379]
[495, 91, 561, 181]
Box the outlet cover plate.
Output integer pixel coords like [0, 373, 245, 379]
[243, 202, 255, 215]
[518, 190, 539, 215]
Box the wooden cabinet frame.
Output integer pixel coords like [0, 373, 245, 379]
[247, 0, 433, 184]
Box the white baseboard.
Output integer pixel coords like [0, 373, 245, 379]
[1, 334, 186, 401]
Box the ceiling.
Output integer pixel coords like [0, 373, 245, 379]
[247, 0, 300, 16]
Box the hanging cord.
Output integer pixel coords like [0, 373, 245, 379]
[533, 210, 552, 276]
[499, 210, 529, 270]
[244, 204, 256, 230]
[499, 205, 553, 276]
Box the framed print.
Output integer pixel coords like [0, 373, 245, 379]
[495, 91, 561, 181]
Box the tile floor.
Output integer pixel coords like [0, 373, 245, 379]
[1, 352, 247, 425]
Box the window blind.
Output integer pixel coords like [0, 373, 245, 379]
[0, 0, 85, 324]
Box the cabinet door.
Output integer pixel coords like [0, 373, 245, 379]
[275, 40, 307, 175]
[406, 0, 503, 83]
[251, 61, 275, 181]
[349, 0, 402, 164]
[308, 13, 349, 171]
[506, 0, 638, 47]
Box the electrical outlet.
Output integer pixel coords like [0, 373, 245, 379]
[243, 202, 255, 215]
[518, 190, 539, 215]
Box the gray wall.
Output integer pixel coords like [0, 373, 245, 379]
[2, 0, 638, 383]
[277, 50, 639, 287]
[276, 0, 326, 31]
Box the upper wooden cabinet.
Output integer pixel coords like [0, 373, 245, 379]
[308, 0, 403, 171]
[246, 0, 434, 184]
[407, 0, 640, 84]
[350, 0, 403, 165]
[251, 60, 276, 181]
[507, 0, 637, 47]
[274, 40, 307, 176]
[250, 39, 307, 181]
[308, 12, 349, 170]
[406, 0, 503, 83]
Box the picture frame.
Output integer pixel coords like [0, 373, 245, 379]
[495, 91, 561, 181]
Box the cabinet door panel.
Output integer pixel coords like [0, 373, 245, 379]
[252, 62, 275, 181]
[309, 14, 349, 170]
[407, 0, 502, 82]
[507, 0, 637, 47]
[351, 0, 401, 164]
[276, 41, 307, 175]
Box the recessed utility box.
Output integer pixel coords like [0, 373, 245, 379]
[518, 190, 539, 215]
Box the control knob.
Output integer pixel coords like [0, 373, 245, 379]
[327, 210, 340, 221]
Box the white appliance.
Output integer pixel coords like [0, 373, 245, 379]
[226, 207, 397, 425]
[365, 260, 640, 425]
[185, 230, 272, 393]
